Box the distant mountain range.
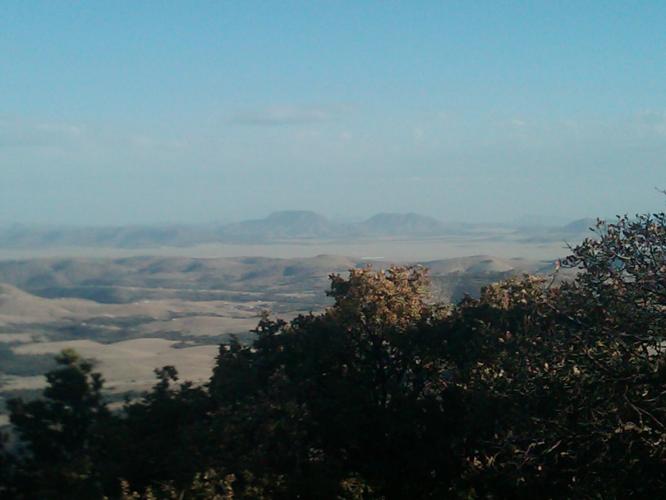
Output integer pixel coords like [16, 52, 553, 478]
[0, 210, 596, 249]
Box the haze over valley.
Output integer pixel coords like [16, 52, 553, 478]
[0, 206, 609, 419]
[0, 215, 573, 414]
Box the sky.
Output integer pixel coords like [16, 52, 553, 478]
[2, 1, 666, 226]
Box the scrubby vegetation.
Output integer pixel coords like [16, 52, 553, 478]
[1, 209, 665, 499]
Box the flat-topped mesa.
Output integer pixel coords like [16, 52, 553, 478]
[222, 210, 339, 239]
[356, 212, 449, 236]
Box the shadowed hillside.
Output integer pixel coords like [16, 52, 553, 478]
[0, 254, 556, 305]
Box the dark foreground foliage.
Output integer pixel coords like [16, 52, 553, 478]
[1, 209, 664, 499]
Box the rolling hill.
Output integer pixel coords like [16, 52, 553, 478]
[0, 254, 556, 306]
[0, 254, 560, 406]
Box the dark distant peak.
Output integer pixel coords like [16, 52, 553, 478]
[359, 212, 446, 235]
[222, 210, 337, 239]
[562, 217, 599, 234]
[265, 210, 330, 224]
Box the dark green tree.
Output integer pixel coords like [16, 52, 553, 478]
[208, 267, 461, 498]
[109, 365, 213, 494]
[447, 210, 666, 497]
[6, 349, 112, 499]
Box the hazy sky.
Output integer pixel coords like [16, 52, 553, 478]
[2, 1, 666, 225]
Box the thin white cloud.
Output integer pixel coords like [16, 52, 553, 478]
[0, 117, 86, 148]
[231, 105, 334, 126]
[636, 110, 666, 136]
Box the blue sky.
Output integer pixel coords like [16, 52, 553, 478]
[2, 1, 666, 225]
